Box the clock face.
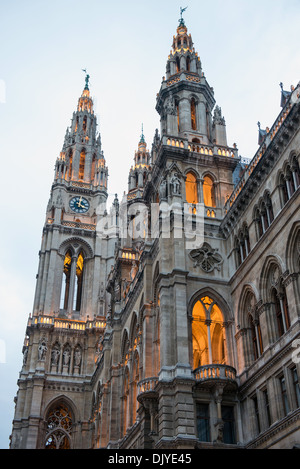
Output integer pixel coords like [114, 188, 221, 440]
[69, 196, 90, 213]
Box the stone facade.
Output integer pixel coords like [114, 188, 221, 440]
[10, 19, 300, 449]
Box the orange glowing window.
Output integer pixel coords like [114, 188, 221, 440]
[79, 150, 85, 180]
[203, 175, 216, 208]
[192, 296, 225, 368]
[83, 116, 87, 132]
[68, 152, 73, 180]
[91, 154, 96, 181]
[191, 98, 197, 130]
[185, 172, 198, 204]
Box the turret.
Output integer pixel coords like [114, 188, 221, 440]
[128, 126, 151, 194]
[54, 73, 108, 190]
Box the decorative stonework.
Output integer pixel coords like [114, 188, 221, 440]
[190, 243, 223, 272]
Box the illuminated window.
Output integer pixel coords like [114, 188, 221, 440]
[203, 175, 216, 207]
[60, 250, 72, 310]
[176, 56, 180, 73]
[79, 150, 85, 180]
[68, 151, 73, 180]
[60, 250, 84, 313]
[74, 251, 84, 312]
[185, 172, 198, 204]
[83, 115, 87, 132]
[192, 296, 225, 368]
[191, 98, 197, 130]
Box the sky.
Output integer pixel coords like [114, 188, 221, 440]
[0, 0, 299, 449]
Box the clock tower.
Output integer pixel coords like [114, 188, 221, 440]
[10, 77, 116, 449]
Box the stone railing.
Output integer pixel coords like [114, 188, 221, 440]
[137, 377, 158, 398]
[28, 315, 106, 332]
[61, 220, 96, 231]
[193, 364, 237, 382]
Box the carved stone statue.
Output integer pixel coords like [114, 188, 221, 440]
[38, 340, 47, 361]
[51, 345, 60, 365]
[159, 179, 167, 200]
[23, 348, 28, 366]
[74, 348, 82, 366]
[170, 174, 181, 195]
[63, 348, 71, 366]
[164, 96, 176, 116]
[130, 261, 138, 281]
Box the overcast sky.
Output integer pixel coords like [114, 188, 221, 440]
[0, 0, 299, 449]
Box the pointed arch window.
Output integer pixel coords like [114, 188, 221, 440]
[176, 56, 180, 73]
[192, 296, 226, 368]
[83, 115, 87, 133]
[185, 172, 198, 205]
[73, 251, 84, 312]
[191, 98, 197, 130]
[267, 264, 291, 339]
[91, 154, 96, 182]
[79, 150, 86, 180]
[68, 151, 73, 180]
[249, 314, 263, 361]
[60, 250, 72, 310]
[60, 249, 85, 314]
[271, 285, 290, 338]
[280, 174, 289, 205]
[203, 175, 216, 208]
[45, 403, 73, 449]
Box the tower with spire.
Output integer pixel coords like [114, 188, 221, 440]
[10, 76, 116, 449]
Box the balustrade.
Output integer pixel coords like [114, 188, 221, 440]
[193, 364, 237, 383]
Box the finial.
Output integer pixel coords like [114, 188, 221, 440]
[257, 121, 261, 130]
[280, 82, 283, 91]
[179, 6, 188, 26]
[140, 123, 145, 143]
[82, 68, 90, 90]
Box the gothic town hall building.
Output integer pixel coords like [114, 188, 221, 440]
[10, 19, 300, 450]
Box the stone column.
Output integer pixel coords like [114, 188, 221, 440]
[198, 100, 207, 138]
[178, 98, 191, 133]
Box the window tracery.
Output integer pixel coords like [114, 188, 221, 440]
[192, 296, 226, 369]
[45, 403, 73, 449]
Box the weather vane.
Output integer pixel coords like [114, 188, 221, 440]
[179, 6, 188, 25]
[82, 68, 90, 89]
